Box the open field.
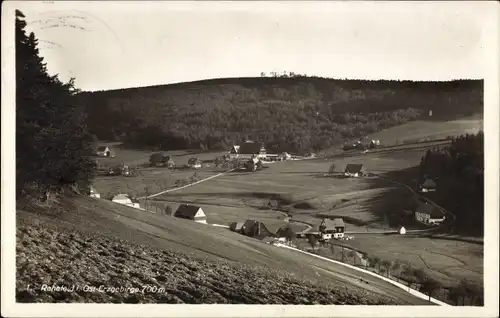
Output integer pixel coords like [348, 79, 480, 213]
[321, 117, 483, 157]
[92, 145, 228, 198]
[365, 117, 482, 146]
[16, 196, 430, 305]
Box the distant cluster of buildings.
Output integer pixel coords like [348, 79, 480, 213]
[228, 140, 292, 161]
[229, 141, 267, 160]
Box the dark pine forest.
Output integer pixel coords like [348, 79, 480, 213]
[78, 77, 483, 153]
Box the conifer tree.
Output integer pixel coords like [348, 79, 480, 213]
[16, 10, 95, 198]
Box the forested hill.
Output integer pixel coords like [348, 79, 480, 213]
[78, 77, 483, 153]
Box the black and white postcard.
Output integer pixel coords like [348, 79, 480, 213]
[2, 1, 499, 317]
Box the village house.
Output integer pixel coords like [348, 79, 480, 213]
[414, 202, 446, 225]
[96, 146, 114, 157]
[319, 218, 345, 240]
[111, 194, 140, 209]
[344, 164, 364, 177]
[173, 204, 207, 224]
[418, 178, 437, 193]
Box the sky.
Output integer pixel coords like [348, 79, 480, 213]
[14, 1, 493, 91]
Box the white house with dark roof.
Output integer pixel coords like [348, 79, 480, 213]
[414, 202, 445, 225]
[418, 178, 437, 193]
[174, 204, 207, 224]
[111, 194, 140, 209]
[344, 164, 364, 177]
[96, 146, 114, 157]
[319, 218, 345, 240]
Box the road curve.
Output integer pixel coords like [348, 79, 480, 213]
[275, 243, 449, 306]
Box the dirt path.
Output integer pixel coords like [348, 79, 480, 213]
[137, 168, 236, 200]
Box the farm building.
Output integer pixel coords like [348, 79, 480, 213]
[241, 220, 271, 239]
[319, 218, 345, 240]
[96, 146, 114, 157]
[111, 194, 140, 209]
[174, 204, 207, 224]
[344, 164, 364, 177]
[88, 185, 100, 199]
[187, 158, 202, 169]
[237, 141, 267, 159]
[414, 202, 446, 225]
[418, 178, 437, 193]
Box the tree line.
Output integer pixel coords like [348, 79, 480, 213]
[78, 77, 482, 154]
[419, 131, 484, 236]
[16, 10, 95, 200]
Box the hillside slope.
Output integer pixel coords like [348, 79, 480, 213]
[78, 77, 483, 153]
[16, 195, 429, 304]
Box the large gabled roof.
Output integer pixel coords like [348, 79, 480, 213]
[239, 141, 265, 155]
[319, 218, 345, 230]
[415, 202, 443, 218]
[421, 178, 437, 188]
[345, 164, 363, 174]
[112, 193, 131, 201]
[332, 218, 345, 227]
[175, 204, 203, 218]
[263, 223, 290, 235]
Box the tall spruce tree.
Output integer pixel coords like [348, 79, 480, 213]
[16, 10, 95, 198]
